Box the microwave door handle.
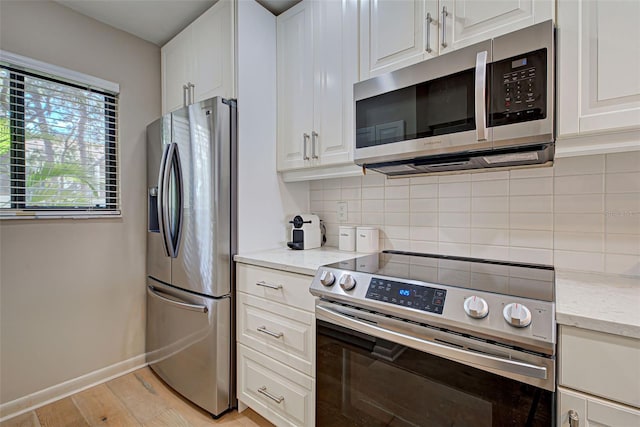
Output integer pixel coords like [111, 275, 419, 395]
[475, 50, 489, 142]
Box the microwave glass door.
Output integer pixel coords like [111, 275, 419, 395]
[355, 69, 476, 149]
[317, 320, 554, 427]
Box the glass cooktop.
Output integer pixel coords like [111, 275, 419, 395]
[324, 250, 555, 302]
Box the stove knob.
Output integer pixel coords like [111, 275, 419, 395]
[339, 274, 356, 291]
[319, 270, 336, 287]
[463, 296, 489, 319]
[503, 303, 532, 328]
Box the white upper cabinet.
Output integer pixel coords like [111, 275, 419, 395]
[359, 0, 437, 79]
[557, 0, 640, 149]
[192, 2, 234, 104]
[276, 2, 313, 171]
[438, 0, 553, 55]
[162, 30, 192, 114]
[359, 0, 554, 80]
[313, 0, 359, 166]
[277, 0, 359, 173]
[161, 0, 235, 115]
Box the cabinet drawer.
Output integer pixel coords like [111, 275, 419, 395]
[237, 292, 314, 376]
[558, 386, 640, 427]
[559, 326, 640, 408]
[238, 344, 314, 427]
[237, 263, 315, 312]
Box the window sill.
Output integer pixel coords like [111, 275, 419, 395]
[0, 210, 122, 220]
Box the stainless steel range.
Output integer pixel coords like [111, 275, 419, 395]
[310, 250, 556, 427]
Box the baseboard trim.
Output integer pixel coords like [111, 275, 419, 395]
[0, 354, 147, 422]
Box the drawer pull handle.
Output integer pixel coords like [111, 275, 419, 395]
[258, 386, 284, 404]
[255, 280, 282, 290]
[257, 326, 284, 338]
[568, 410, 579, 427]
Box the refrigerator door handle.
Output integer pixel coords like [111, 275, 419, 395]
[162, 143, 184, 258]
[157, 144, 171, 257]
[172, 142, 184, 257]
[161, 143, 176, 258]
[147, 285, 208, 313]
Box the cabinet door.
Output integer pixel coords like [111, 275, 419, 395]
[558, 387, 640, 427]
[192, 0, 235, 102]
[439, 0, 553, 55]
[161, 29, 191, 115]
[277, 2, 314, 171]
[558, 0, 640, 136]
[313, 0, 358, 166]
[360, 0, 433, 80]
[559, 326, 640, 408]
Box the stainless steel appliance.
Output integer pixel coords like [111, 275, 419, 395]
[145, 97, 236, 417]
[287, 214, 322, 250]
[310, 251, 556, 426]
[354, 20, 555, 175]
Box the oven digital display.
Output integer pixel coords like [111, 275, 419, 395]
[365, 277, 446, 314]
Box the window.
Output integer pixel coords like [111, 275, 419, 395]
[0, 52, 119, 218]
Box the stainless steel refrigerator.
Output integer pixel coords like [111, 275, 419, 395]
[145, 96, 236, 417]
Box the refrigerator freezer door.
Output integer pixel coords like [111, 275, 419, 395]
[146, 116, 171, 285]
[146, 278, 231, 416]
[171, 98, 232, 297]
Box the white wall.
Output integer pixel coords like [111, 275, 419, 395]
[311, 153, 640, 275]
[0, 0, 159, 408]
[237, 0, 308, 253]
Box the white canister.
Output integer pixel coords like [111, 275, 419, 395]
[338, 226, 356, 251]
[356, 227, 379, 253]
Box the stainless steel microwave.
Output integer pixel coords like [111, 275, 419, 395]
[354, 20, 555, 176]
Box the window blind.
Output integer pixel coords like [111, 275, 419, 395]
[0, 60, 119, 217]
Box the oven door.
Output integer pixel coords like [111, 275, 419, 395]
[316, 302, 555, 427]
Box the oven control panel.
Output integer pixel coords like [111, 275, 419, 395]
[365, 277, 446, 314]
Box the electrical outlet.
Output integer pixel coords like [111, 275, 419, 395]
[337, 201, 348, 222]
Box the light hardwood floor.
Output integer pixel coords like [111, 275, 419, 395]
[1, 367, 273, 427]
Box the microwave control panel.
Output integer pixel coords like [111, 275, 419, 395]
[365, 277, 447, 314]
[489, 48, 547, 126]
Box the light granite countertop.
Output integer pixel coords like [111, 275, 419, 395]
[234, 247, 364, 276]
[555, 270, 640, 339]
[235, 248, 640, 339]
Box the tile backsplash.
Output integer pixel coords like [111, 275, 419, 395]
[310, 152, 640, 275]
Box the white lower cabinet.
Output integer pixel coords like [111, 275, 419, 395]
[558, 326, 640, 426]
[238, 344, 314, 427]
[237, 293, 314, 376]
[558, 387, 640, 427]
[236, 263, 316, 426]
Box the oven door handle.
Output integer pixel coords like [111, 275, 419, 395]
[316, 304, 548, 381]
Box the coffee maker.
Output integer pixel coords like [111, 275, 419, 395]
[287, 214, 321, 250]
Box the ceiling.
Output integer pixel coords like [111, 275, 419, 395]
[55, 0, 301, 46]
